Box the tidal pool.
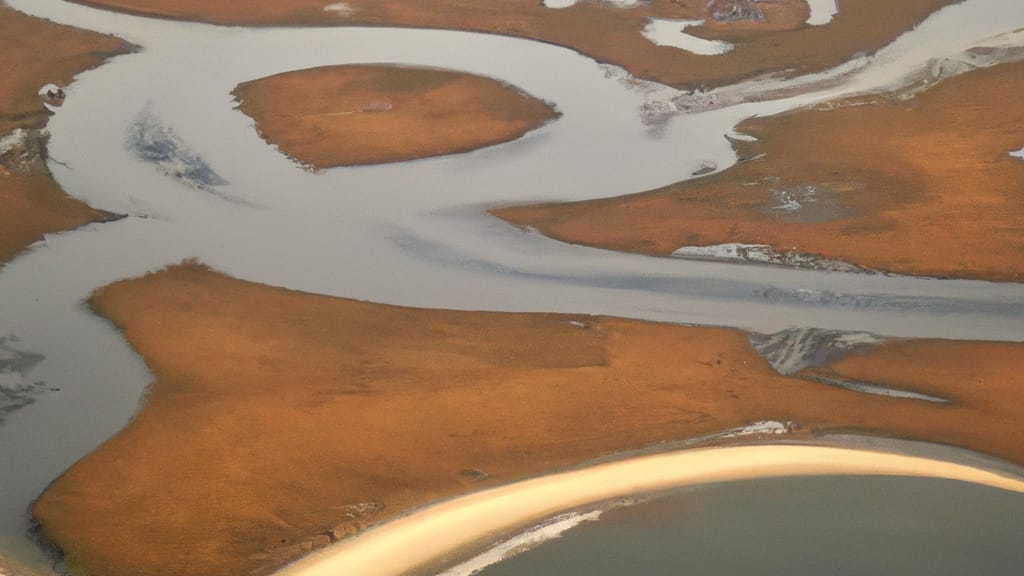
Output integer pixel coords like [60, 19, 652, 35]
[469, 475, 1024, 576]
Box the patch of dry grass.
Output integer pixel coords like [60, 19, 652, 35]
[33, 264, 1024, 576]
[233, 65, 558, 168]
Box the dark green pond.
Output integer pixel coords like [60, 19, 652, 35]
[474, 475, 1024, 576]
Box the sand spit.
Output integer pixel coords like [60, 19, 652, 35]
[233, 65, 559, 168]
[672, 243, 866, 273]
[0, 5, 129, 264]
[31, 265, 1024, 576]
[277, 445, 1024, 576]
[495, 61, 1024, 281]
[64, 0, 955, 89]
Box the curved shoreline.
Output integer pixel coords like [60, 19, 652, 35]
[0, 4, 130, 265]
[493, 59, 1024, 282]
[58, 0, 958, 90]
[3, 0, 1024, 574]
[276, 444, 1024, 576]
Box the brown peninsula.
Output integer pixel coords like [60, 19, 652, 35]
[34, 263, 1024, 576]
[496, 61, 1024, 281]
[67, 0, 957, 90]
[233, 65, 558, 168]
[0, 4, 129, 264]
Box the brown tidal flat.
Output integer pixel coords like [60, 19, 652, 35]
[33, 263, 1024, 576]
[67, 0, 955, 89]
[495, 61, 1024, 281]
[0, 4, 128, 264]
[233, 65, 558, 168]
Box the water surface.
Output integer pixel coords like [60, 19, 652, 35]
[474, 475, 1024, 576]
[2, 0, 1024, 572]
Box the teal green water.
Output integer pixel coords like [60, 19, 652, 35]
[476, 475, 1024, 576]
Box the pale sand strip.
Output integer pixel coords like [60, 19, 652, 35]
[276, 445, 1024, 576]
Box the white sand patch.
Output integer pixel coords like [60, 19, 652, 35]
[275, 445, 1024, 576]
[434, 510, 604, 576]
[37, 83, 60, 97]
[543, 0, 641, 8]
[672, 243, 864, 273]
[0, 130, 28, 156]
[323, 2, 354, 15]
[643, 19, 733, 55]
[805, 0, 839, 26]
[1010, 146, 1024, 160]
[673, 242, 765, 260]
[0, 128, 48, 172]
[724, 420, 794, 437]
[728, 131, 758, 142]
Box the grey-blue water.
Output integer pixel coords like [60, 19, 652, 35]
[475, 476, 1024, 576]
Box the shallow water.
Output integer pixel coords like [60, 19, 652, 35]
[472, 475, 1024, 576]
[806, 0, 839, 25]
[1, 0, 1024, 571]
[642, 19, 734, 55]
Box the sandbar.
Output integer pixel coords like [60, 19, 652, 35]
[277, 445, 1024, 576]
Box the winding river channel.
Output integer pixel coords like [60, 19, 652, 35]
[2, 0, 1024, 572]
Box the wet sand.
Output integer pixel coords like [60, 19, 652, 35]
[495, 61, 1024, 281]
[233, 65, 558, 168]
[65, 0, 956, 89]
[0, 4, 128, 264]
[278, 445, 1024, 576]
[32, 264, 1024, 576]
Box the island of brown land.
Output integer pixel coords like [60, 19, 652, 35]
[33, 263, 1024, 576]
[233, 65, 558, 168]
[496, 61, 1024, 281]
[68, 0, 956, 89]
[0, 3, 129, 264]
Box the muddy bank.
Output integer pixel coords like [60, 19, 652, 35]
[233, 65, 558, 168]
[66, 0, 956, 89]
[0, 4, 129, 264]
[32, 264, 1024, 576]
[495, 61, 1024, 281]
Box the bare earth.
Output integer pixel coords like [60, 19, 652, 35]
[233, 65, 559, 168]
[495, 62, 1024, 281]
[33, 264, 1024, 576]
[0, 4, 129, 264]
[67, 0, 957, 89]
